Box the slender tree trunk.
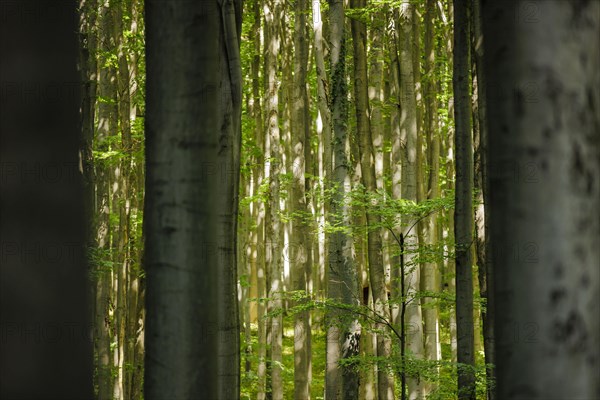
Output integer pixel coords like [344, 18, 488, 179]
[395, 2, 424, 399]
[359, 293, 378, 400]
[97, 0, 118, 395]
[369, 11, 385, 195]
[253, 2, 268, 399]
[125, 2, 144, 396]
[78, 1, 102, 395]
[351, 2, 394, 398]
[369, 7, 389, 400]
[113, 4, 132, 397]
[438, 1, 458, 365]
[453, 0, 475, 398]
[470, 0, 495, 397]
[312, 0, 331, 304]
[265, 0, 284, 396]
[103, 1, 122, 392]
[292, 0, 312, 396]
[239, 175, 251, 373]
[327, 0, 361, 397]
[282, 12, 294, 315]
[422, 0, 442, 394]
[130, 6, 145, 386]
[132, 156, 145, 400]
[389, 14, 402, 330]
[217, 0, 242, 398]
[144, 0, 241, 396]
[79, 0, 97, 251]
[484, 1, 600, 398]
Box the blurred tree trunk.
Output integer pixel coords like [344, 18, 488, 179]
[0, 0, 93, 397]
[484, 1, 600, 398]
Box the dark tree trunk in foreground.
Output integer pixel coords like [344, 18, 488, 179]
[0, 1, 92, 398]
[484, 0, 600, 398]
[453, 0, 476, 398]
[144, 0, 242, 398]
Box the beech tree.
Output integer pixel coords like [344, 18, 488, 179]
[484, 1, 600, 398]
[0, 1, 92, 398]
[292, 0, 312, 396]
[144, 0, 242, 398]
[453, 0, 476, 398]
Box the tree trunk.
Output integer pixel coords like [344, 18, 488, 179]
[422, 0, 442, 395]
[144, 0, 241, 397]
[351, 2, 394, 398]
[124, 3, 144, 397]
[453, 0, 475, 398]
[253, 1, 268, 398]
[0, 0, 93, 396]
[78, 1, 103, 397]
[78, 0, 97, 252]
[264, 0, 284, 396]
[97, 0, 118, 395]
[292, 0, 312, 396]
[312, 0, 331, 304]
[395, 2, 424, 399]
[470, 0, 495, 398]
[217, 0, 242, 397]
[483, 1, 600, 398]
[326, 0, 361, 397]
[114, 3, 132, 397]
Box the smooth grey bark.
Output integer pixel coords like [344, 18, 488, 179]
[292, 0, 312, 396]
[252, 1, 268, 398]
[350, 1, 394, 398]
[483, 1, 600, 398]
[453, 0, 476, 398]
[145, 0, 241, 397]
[0, 0, 93, 397]
[369, 10, 385, 194]
[422, 0, 442, 386]
[264, 0, 283, 397]
[312, 0, 331, 304]
[396, 2, 424, 399]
